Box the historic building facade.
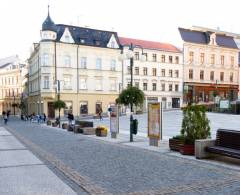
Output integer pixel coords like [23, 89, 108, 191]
[28, 11, 122, 118]
[119, 37, 183, 110]
[179, 27, 239, 104]
[0, 55, 27, 115]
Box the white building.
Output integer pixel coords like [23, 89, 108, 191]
[119, 37, 183, 110]
[28, 10, 122, 118]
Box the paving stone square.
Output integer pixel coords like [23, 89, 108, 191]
[0, 135, 26, 150]
[0, 165, 77, 195]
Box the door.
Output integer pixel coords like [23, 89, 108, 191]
[172, 98, 180, 108]
[48, 102, 55, 119]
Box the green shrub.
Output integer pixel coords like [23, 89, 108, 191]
[181, 105, 211, 145]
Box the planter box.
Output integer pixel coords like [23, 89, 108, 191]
[67, 125, 74, 131]
[82, 127, 96, 135]
[169, 138, 183, 151]
[180, 144, 195, 155]
[96, 127, 108, 137]
[73, 125, 84, 133]
[52, 122, 58, 127]
[47, 120, 52, 126]
[62, 123, 68, 129]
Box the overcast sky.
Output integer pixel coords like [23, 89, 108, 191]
[1, 0, 240, 60]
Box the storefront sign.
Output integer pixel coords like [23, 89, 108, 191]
[110, 105, 119, 133]
[220, 100, 229, 109]
[148, 103, 162, 139]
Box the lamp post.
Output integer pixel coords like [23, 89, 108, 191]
[120, 43, 145, 142]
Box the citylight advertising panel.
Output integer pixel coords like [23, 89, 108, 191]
[148, 103, 161, 139]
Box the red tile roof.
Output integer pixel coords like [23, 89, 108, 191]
[119, 37, 181, 53]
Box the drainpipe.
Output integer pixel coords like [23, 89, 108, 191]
[77, 44, 80, 117]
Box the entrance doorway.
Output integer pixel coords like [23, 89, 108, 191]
[172, 98, 180, 108]
[47, 102, 55, 119]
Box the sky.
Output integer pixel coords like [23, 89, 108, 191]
[1, 0, 240, 61]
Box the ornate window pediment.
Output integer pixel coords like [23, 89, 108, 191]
[60, 27, 75, 43]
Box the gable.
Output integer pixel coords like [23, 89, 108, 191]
[60, 27, 75, 43]
[107, 34, 119, 48]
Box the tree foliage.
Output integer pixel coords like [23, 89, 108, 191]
[53, 100, 66, 110]
[181, 105, 211, 144]
[116, 86, 144, 107]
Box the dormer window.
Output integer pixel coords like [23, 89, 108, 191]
[95, 41, 100, 46]
[111, 41, 115, 48]
[65, 35, 70, 42]
[209, 33, 216, 45]
[81, 39, 85, 43]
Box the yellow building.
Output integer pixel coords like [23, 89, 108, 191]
[0, 55, 27, 115]
[28, 10, 122, 118]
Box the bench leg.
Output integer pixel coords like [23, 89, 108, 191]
[195, 139, 215, 159]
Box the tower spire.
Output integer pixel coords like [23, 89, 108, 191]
[48, 5, 50, 16]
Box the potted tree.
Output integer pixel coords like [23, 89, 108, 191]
[53, 100, 66, 128]
[180, 105, 211, 155]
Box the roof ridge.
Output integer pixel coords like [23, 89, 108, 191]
[119, 37, 176, 46]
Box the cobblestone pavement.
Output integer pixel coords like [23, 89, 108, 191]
[3, 117, 240, 195]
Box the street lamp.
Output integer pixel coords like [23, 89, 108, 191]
[120, 43, 145, 142]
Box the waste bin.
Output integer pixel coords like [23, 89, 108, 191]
[131, 119, 138, 135]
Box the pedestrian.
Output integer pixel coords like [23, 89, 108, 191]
[3, 112, 8, 125]
[43, 113, 46, 123]
[67, 112, 74, 125]
[99, 107, 103, 120]
[7, 110, 10, 119]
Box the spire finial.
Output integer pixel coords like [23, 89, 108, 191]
[48, 5, 50, 16]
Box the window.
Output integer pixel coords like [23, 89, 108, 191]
[169, 70, 173, 77]
[211, 54, 215, 65]
[143, 67, 148, 75]
[110, 60, 116, 71]
[96, 102, 102, 114]
[220, 72, 224, 81]
[127, 66, 131, 74]
[135, 82, 139, 88]
[152, 54, 157, 62]
[65, 35, 70, 42]
[221, 55, 224, 65]
[175, 84, 179, 92]
[42, 53, 49, 66]
[143, 53, 148, 61]
[64, 101, 73, 116]
[80, 101, 88, 115]
[96, 58, 102, 70]
[43, 76, 50, 89]
[161, 69, 165, 77]
[210, 71, 214, 81]
[80, 57, 87, 69]
[134, 67, 139, 75]
[230, 72, 233, 82]
[175, 70, 179, 78]
[189, 69, 193, 79]
[152, 68, 157, 76]
[200, 53, 205, 64]
[169, 56, 173, 63]
[64, 55, 71, 67]
[152, 83, 157, 91]
[134, 52, 139, 60]
[80, 78, 87, 89]
[110, 79, 116, 91]
[169, 84, 172, 91]
[200, 70, 204, 80]
[175, 56, 179, 64]
[96, 79, 102, 90]
[189, 51, 194, 63]
[143, 83, 148, 91]
[161, 55, 165, 63]
[63, 76, 72, 89]
[161, 83, 165, 91]
[111, 41, 115, 48]
[231, 56, 234, 67]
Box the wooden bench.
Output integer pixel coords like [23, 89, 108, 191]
[206, 129, 240, 159]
